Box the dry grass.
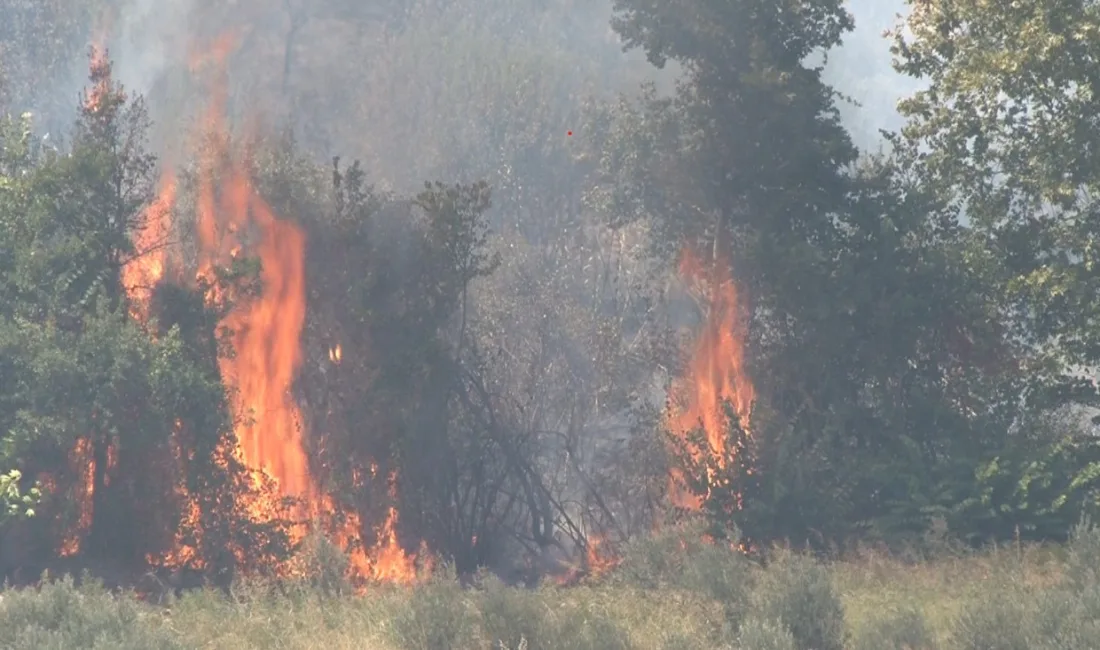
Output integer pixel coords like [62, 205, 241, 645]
[837, 543, 1066, 649]
[2, 523, 1098, 650]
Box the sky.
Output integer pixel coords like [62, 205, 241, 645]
[828, 0, 923, 150]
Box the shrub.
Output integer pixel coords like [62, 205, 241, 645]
[1064, 517, 1100, 593]
[614, 524, 701, 590]
[537, 589, 631, 650]
[477, 573, 551, 649]
[615, 520, 752, 623]
[294, 530, 352, 598]
[0, 573, 181, 650]
[388, 566, 481, 650]
[749, 550, 846, 650]
[476, 574, 632, 650]
[1029, 588, 1100, 650]
[736, 617, 796, 650]
[851, 606, 937, 650]
[950, 591, 1035, 650]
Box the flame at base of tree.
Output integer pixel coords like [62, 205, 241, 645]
[102, 37, 426, 587]
[668, 245, 755, 511]
[57, 439, 95, 557]
[537, 242, 758, 584]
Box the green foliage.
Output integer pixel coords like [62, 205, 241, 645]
[413, 179, 501, 327]
[474, 575, 633, 650]
[0, 470, 40, 525]
[613, 520, 752, 634]
[599, 0, 1040, 550]
[891, 0, 1100, 400]
[950, 589, 1036, 650]
[8, 0, 1100, 601]
[944, 520, 1100, 649]
[950, 419, 1100, 545]
[0, 53, 296, 581]
[5, 526, 1100, 649]
[880, 0, 1100, 547]
[670, 403, 760, 542]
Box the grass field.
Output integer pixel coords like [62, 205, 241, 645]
[0, 522, 1096, 650]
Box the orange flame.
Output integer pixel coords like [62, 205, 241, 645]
[183, 34, 312, 512]
[59, 438, 95, 557]
[553, 533, 621, 586]
[82, 44, 111, 114]
[212, 172, 313, 503]
[75, 35, 427, 588]
[367, 507, 415, 581]
[180, 35, 422, 586]
[668, 245, 755, 509]
[122, 173, 176, 323]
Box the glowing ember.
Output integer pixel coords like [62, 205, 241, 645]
[668, 245, 755, 509]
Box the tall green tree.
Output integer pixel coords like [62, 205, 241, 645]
[601, 0, 1045, 546]
[891, 0, 1100, 398]
[886, 0, 1100, 541]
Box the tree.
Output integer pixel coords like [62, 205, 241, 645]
[599, 0, 1049, 547]
[886, 0, 1100, 541]
[0, 52, 290, 583]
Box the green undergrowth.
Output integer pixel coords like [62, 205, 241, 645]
[2, 521, 1098, 650]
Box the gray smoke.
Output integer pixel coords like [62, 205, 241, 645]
[827, 0, 925, 151]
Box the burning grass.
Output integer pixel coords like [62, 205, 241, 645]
[1, 522, 1093, 650]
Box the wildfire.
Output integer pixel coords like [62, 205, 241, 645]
[54, 35, 431, 586]
[58, 438, 95, 557]
[553, 533, 621, 586]
[668, 245, 755, 509]
[180, 34, 420, 586]
[82, 45, 111, 114]
[51, 42, 751, 588]
[551, 243, 755, 584]
[122, 173, 176, 323]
